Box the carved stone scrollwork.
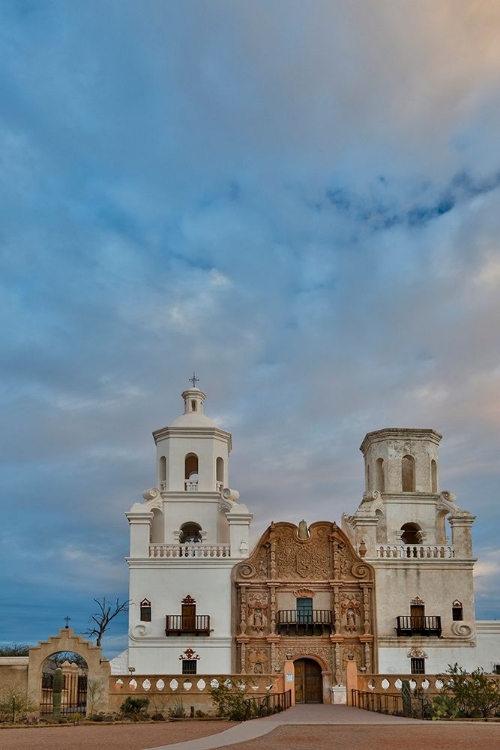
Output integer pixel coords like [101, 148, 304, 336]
[130, 623, 150, 638]
[351, 562, 371, 580]
[451, 621, 474, 638]
[237, 563, 256, 579]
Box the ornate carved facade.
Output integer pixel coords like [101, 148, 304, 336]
[233, 521, 375, 685]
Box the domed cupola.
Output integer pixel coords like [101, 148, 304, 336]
[153, 379, 231, 494]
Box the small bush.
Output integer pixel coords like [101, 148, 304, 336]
[151, 712, 165, 721]
[209, 682, 249, 721]
[168, 700, 186, 718]
[120, 696, 149, 720]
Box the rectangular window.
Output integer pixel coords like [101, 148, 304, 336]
[296, 597, 313, 624]
[182, 660, 197, 675]
[452, 606, 463, 622]
[411, 658, 425, 675]
[140, 600, 152, 622]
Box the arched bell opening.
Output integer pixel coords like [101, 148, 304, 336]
[400, 522, 422, 545]
[179, 521, 202, 544]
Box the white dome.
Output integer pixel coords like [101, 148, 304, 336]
[170, 411, 218, 428]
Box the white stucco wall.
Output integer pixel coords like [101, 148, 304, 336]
[128, 560, 234, 674]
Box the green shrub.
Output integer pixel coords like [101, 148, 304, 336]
[433, 664, 500, 719]
[120, 696, 149, 719]
[209, 682, 249, 721]
[168, 699, 186, 718]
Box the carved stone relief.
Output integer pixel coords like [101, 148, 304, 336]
[341, 593, 361, 633]
[247, 646, 269, 674]
[247, 593, 269, 634]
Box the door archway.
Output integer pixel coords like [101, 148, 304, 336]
[294, 658, 323, 704]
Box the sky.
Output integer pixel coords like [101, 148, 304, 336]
[1, 0, 500, 659]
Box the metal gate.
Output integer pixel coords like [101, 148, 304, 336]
[40, 672, 88, 717]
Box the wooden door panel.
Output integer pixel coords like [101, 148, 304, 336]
[294, 659, 322, 704]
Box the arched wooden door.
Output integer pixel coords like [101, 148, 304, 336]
[294, 658, 323, 704]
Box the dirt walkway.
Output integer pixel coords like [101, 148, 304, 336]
[214, 723, 500, 750]
[0, 720, 237, 750]
[2, 719, 500, 750]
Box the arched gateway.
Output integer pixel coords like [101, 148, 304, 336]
[233, 521, 376, 702]
[27, 628, 110, 716]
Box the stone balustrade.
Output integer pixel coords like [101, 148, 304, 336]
[374, 544, 455, 559]
[149, 544, 231, 558]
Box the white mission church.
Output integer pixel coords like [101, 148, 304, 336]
[112, 383, 500, 699]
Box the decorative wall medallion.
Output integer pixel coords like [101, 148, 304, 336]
[179, 648, 200, 661]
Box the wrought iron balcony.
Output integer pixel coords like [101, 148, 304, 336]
[396, 615, 442, 637]
[165, 615, 211, 636]
[276, 609, 333, 636]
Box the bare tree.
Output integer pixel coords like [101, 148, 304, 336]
[84, 598, 129, 647]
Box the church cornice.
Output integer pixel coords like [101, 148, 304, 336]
[153, 425, 232, 447]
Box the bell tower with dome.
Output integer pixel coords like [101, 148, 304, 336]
[125, 378, 252, 675]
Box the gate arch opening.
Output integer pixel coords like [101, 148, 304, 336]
[40, 651, 88, 717]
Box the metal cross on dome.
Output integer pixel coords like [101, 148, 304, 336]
[64, 615, 71, 629]
[189, 373, 200, 388]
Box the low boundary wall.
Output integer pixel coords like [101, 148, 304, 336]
[108, 673, 285, 715]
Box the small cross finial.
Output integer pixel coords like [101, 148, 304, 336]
[189, 372, 200, 388]
[64, 615, 71, 629]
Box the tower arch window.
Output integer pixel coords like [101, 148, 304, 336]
[401, 523, 422, 545]
[185, 453, 199, 479]
[180, 522, 202, 544]
[185, 453, 199, 490]
[402, 455, 415, 492]
[159, 456, 167, 488]
[375, 458, 385, 492]
[140, 599, 152, 622]
[431, 459, 438, 493]
[216, 457, 224, 485]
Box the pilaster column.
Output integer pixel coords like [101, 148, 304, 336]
[126, 507, 153, 557]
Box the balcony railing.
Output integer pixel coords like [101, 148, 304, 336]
[376, 544, 454, 559]
[276, 609, 333, 635]
[396, 616, 442, 637]
[165, 615, 211, 636]
[149, 544, 231, 558]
